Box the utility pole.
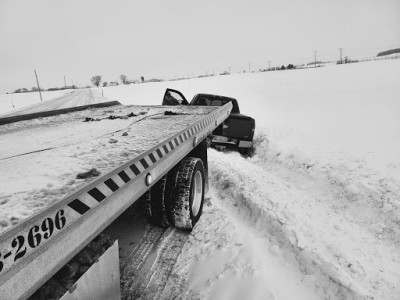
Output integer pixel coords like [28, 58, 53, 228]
[314, 51, 317, 68]
[34, 69, 43, 102]
[339, 48, 343, 64]
[248, 61, 251, 72]
[228, 67, 231, 74]
[64, 75, 66, 87]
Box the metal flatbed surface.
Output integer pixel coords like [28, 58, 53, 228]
[0, 101, 232, 300]
[0, 104, 216, 234]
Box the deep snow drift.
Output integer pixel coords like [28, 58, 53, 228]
[1, 58, 399, 299]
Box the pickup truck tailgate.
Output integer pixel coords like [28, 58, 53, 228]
[219, 114, 254, 141]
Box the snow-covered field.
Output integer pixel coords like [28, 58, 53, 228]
[0, 89, 72, 116]
[0, 88, 109, 118]
[99, 59, 400, 299]
[1, 59, 400, 299]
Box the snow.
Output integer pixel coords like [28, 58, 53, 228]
[161, 59, 400, 299]
[0, 89, 71, 116]
[0, 88, 112, 118]
[164, 190, 321, 300]
[0, 103, 214, 232]
[1, 58, 400, 299]
[205, 149, 399, 299]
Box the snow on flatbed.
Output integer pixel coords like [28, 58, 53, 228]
[0, 104, 215, 233]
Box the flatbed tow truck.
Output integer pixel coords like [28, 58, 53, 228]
[0, 99, 232, 299]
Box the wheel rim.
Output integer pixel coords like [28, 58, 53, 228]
[191, 170, 203, 217]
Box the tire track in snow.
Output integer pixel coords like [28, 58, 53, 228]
[160, 193, 319, 300]
[120, 226, 189, 300]
[252, 131, 400, 246]
[116, 198, 190, 300]
[207, 149, 387, 299]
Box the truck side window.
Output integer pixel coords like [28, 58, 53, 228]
[197, 98, 207, 105]
[164, 90, 188, 105]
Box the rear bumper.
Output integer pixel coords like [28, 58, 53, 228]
[210, 135, 253, 149]
[238, 140, 253, 148]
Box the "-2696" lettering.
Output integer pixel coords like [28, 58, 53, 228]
[0, 209, 66, 273]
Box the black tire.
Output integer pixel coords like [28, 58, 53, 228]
[146, 169, 176, 227]
[146, 165, 180, 227]
[238, 146, 254, 157]
[171, 157, 205, 230]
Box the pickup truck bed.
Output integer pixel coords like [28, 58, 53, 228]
[162, 89, 255, 155]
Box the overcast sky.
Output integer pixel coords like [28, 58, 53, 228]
[0, 0, 399, 94]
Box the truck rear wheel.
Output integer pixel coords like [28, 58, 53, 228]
[238, 146, 254, 157]
[171, 157, 205, 230]
[146, 171, 176, 228]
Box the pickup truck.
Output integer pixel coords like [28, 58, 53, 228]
[162, 89, 255, 155]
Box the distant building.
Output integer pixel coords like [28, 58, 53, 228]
[126, 80, 140, 84]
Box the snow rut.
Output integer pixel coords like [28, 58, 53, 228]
[208, 145, 400, 299]
[120, 225, 189, 300]
[252, 131, 400, 246]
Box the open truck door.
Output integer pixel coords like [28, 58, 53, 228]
[162, 88, 189, 106]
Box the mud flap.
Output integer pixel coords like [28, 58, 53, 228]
[61, 241, 121, 300]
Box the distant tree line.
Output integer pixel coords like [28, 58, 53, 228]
[12, 73, 160, 93]
[261, 64, 296, 72]
[91, 74, 160, 87]
[47, 85, 77, 91]
[377, 48, 400, 57]
[337, 56, 358, 65]
[13, 85, 77, 94]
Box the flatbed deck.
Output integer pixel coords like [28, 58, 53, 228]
[0, 104, 216, 234]
[0, 99, 232, 300]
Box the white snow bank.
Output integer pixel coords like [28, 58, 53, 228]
[251, 129, 400, 245]
[105, 59, 400, 177]
[0, 89, 71, 115]
[104, 59, 400, 248]
[165, 191, 320, 300]
[205, 147, 400, 299]
[0, 89, 110, 118]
